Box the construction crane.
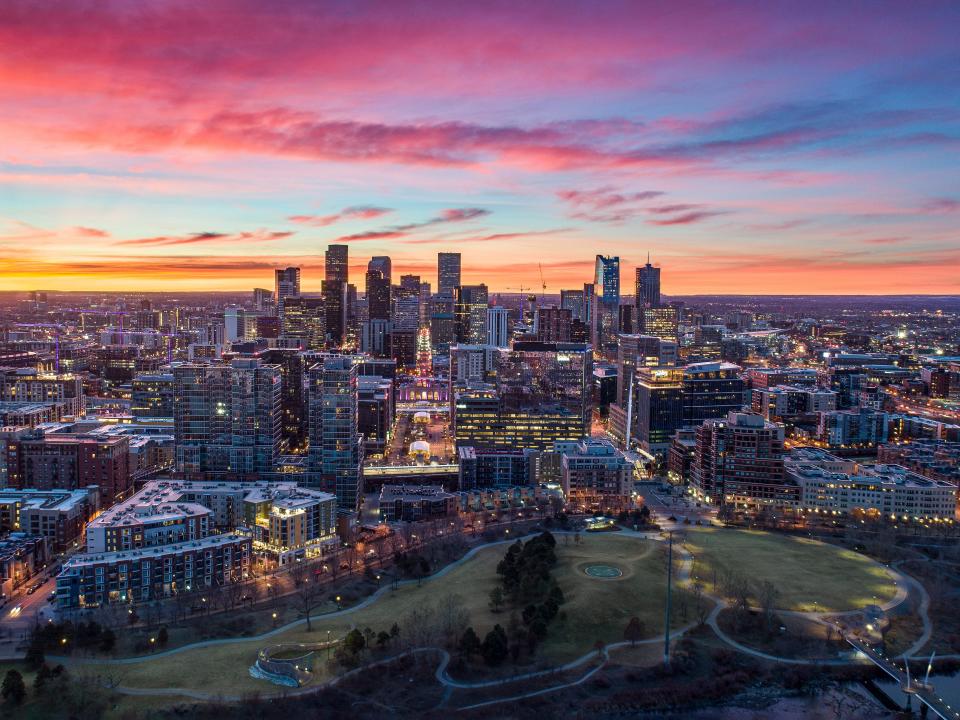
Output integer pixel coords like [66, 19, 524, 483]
[538, 263, 547, 303]
[505, 285, 529, 315]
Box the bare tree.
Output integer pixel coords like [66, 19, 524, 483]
[693, 582, 709, 626]
[289, 562, 324, 631]
[757, 580, 780, 632]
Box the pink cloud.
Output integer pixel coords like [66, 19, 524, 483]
[116, 229, 294, 247]
[288, 205, 392, 226]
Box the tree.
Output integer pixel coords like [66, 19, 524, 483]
[2, 669, 25, 706]
[343, 629, 366, 655]
[289, 562, 324, 631]
[389, 623, 400, 640]
[157, 626, 169, 647]
[623, 616, 645, 646]
[98, 628, 116, 653]
[459, 627, 481, 658]
[25, 636, 45, 671]
[481, 625, 509, 667]
[488, 586, 505, 612]
[757, 580, 780, 633]
[376, 631, 391, 648]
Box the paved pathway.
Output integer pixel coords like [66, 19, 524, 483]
[55, 528, 934, 708]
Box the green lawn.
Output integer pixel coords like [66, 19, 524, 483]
[683, 527, 897, 612]
[65, 533, 692, 695]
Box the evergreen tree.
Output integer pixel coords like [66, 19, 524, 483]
[1, 670, 25, 706]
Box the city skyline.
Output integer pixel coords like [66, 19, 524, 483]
[2, 1, 959, 295]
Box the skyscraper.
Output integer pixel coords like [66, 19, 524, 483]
[307, 356, 363, 510]
[365, 257, 391, 321]
[635, 255, 661, 309]
[592, 255, 620, 358]
[325, 244, 349, 284]
[280, 296, 326, 349]
[274, 267, 301, 307]
[454, 284, 489, 344]
[173, 359, 281, 478]
[438, 252, 462, 295]
[485, 306, 509, 347]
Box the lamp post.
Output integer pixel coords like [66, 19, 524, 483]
[663, 530, 673, 669]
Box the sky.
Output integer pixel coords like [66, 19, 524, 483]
[1, 0, 959, 295]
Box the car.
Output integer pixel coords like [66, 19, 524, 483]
[9, 605, 22, 617]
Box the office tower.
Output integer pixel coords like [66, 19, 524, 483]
[635, 366, 684, 455]
[639, 305, 680, 343]
[418, 281, 432, 324]
[368, 256, 391, 283]
[594, 255, 620, 304]
[274, 267, 301, 307]
[535, 307, 572, 342]
[323, 279, 346, 345]
[365, 258, 391, 321]
[485, 307, 509, 347]
[307, 357, 363, 510]
[560, 289, 586, 323]
[590, 257, 620, 357]
[358, 375, 394, 456]
[173, 359, 281, 478]
[618, 304, 634, 334]
[449, 344, 498, 384]
[635, 256, 661, 309]
[280, 296, 326, 349]
[454, 284, 489, 344]
[253, 288, 274, 312]
[322, 245, 348, 344]
[325, 244, 348, 284]
[389, 327, 417, 369]
[360, 318, 392, 358]
[223, 306, 246, 342]
[682, 361, 745, 427]
[256, 315, 281, 339]
[438, 252, 462, 295]
[690, 412, 786, 507]
[430, 312, 456, 354]
[131, 372, 175, 419]
[392, 277, 421, 330]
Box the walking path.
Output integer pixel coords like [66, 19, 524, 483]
[45, 527, 934, 709]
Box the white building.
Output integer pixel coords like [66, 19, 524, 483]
[485, 307, 509, 348]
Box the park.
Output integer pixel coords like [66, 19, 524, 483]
[31, 526, 899, 706]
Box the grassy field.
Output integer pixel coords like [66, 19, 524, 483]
[683, 527, 897, 612]
[63, 533, 692, 696]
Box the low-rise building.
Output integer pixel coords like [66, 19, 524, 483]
[0, 534, 49, 597]
[785, 450, 957, 521]
[56, 533, 251, 609]
[457, 447, 535, 490]
[379, 484, 458, 522]
[0, 487, 99, 551]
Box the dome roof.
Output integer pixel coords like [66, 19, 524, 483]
[414, 411, 430, 421]
[409, 440, 431, 454]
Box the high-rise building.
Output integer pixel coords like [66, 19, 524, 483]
[253, 288, 274, 312]
[454, 284, 489, 344]
[634, 366, 684, 455]
[173, 359, 281, 478]
[535, 307, 572, 342]
[274, 267, 301, 308]
[131, 372, 175, 419]
[325, 244, 348, 284]
[360, 318, 392, 358]
[485, 307, 509, 348]
[365, 258, 391, 321]
[635, 256, 661, 309]
[682, 361, 745, 427]
[280, 296, 326, 349]
[307, 356, 363, 510]
[639, 306, 680, 343]
[323, 280, 347, 345]
[438, 252, 462, 295]
[690, 412, 787, 507]
[560, 289, 586, 323]
[591, 256, 620, 358]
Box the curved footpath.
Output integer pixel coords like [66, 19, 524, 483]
[48, 528, 934, 709]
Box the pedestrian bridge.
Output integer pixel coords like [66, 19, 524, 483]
[845, 636, 957, 719]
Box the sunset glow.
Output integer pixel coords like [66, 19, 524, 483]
[2, 0, 958, 293]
